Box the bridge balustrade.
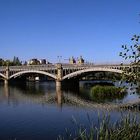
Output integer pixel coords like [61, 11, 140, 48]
[0, 63, 139, 87]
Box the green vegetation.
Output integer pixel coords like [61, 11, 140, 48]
[58, 114, 140, 140]
[90, 85, 126, 101]
[0, 56, 22, 66]
[78, 84, 127, 102]
[119, 35, 140, 83]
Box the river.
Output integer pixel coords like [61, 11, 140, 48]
[0, 81, 139, 140]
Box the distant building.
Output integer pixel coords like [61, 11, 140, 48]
[23, 61, 27, 65]
[27, 59, 40, 65]
[28, 58, 50, 65]
[40, 59, 50, 64]
[39, 59, 46, 65]
[77, 56, 84, 64]
[69, 57, 76, 64]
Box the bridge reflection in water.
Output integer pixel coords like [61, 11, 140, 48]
[56, 85, 63, 107]
[1, 81, 138, 111]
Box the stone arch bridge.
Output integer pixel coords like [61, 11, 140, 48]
[0, 63, 137, 87]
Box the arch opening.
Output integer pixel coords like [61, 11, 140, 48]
[62, 68, 123, 81]
[9, 70, 57, 81]
[0, 73, 6, 80]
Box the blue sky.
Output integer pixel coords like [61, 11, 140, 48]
[0, 0, 139, 63]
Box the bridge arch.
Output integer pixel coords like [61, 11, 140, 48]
[0, 73, 6, 79]
[62, 68, 123, 80]
[9, 70, 57, 80]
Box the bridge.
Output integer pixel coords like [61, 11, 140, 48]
[0, 63, 138, 87]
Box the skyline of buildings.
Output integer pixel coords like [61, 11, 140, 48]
[0, 56, 86, 65]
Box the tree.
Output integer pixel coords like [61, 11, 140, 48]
[0, 59, 4, 66]
[12, 56, 21, 66]
[119, 35, 140, 83]
[4, 60, 13, 66]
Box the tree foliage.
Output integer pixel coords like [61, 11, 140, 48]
[13, 56, 21, 66]
[119, 35, 140, 83]
[0, 56, 22, 66]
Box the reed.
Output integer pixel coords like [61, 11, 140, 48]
[58, 113, 140, 140]
[90, 85, 126, 101]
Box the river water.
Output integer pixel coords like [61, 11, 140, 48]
[0, 81, 140, 140]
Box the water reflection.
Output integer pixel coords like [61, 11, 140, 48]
[56, 86, 63, 107]
[0, 81, 140, 108]
[4, 84, 10, 98]
[79, 87, 127, 103]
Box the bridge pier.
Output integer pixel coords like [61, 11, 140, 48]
[4, 66, 9, 85]
[56, 63, 63, 88]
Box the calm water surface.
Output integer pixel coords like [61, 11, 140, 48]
[0, 81, 140, 140]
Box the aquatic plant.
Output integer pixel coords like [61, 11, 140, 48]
[58, 113, 140, 140]
[90, 85, 126, 102]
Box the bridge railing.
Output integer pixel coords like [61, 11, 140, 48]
[10, 64, 56, 70]
[61, 63, 132, 69]
[0, 63, 138, 71]
[0, 66, 7, 71]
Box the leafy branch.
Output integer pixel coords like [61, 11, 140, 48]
[119, 35, 140, 83]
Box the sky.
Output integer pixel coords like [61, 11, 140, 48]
[0, 0, 140, 64]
